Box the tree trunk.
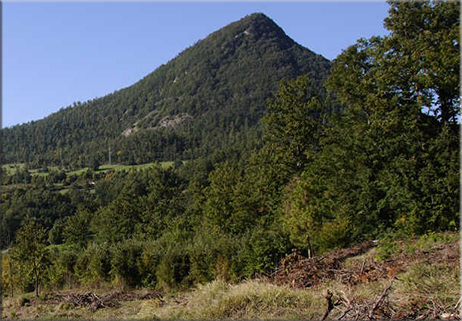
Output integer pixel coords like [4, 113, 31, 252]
[306, 234, 313, 258]
[9, 259, 14, 297]
[35, 273, 39, 298]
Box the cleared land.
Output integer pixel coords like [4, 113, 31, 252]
[2, 232, 459, 320]
[1, 161, 178, 194]
[2, 161, 176, 176]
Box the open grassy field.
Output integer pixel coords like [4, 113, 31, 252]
[99, 161, 175, 172]
[2, 163, 27, 175]
[2, 161, 179, 195]
[2, 161, 177, 177]
[65, 161, 175, 176]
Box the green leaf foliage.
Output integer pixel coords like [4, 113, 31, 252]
[10, 220, 50, 297]
[283, 0, 459, 254]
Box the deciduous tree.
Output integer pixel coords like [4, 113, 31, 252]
[11, 220, 49, 297]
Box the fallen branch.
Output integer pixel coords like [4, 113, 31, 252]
[338, 307, 353, 320]
[321, 290, 335, 320]
[415, 310, 431, 320]
[455, 296, 462, 311]
[368, 277, 395, 319]
[360, 259, 366, 274]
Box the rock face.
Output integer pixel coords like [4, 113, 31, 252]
[2, 13, 331, 166]
[155, 113, 193, 130]
[121, 127, 138, 137]
[122, 113, 192, 136]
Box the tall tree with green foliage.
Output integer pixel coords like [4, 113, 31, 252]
[384, 0, 460, 124]
[203, 162, 242, 234]
[63, 207, 93, 248]
[263, 75, 326, 176]
[328, 0, 459, 233]
[10, 220, 49, 297]
[283, 0, 459, 253]
[261, 75, 331, 255]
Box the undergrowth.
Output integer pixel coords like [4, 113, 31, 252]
[394, 263, 460, 307]
[376, 231, 459, 261]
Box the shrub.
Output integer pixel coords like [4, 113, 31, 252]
[236, 227, 292, 278]
[110, 239, 144, 288]
[187, 229, 237, 283]
[74, 242, 112, 286]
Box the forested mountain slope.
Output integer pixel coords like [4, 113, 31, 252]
[2, 13, 330, 168]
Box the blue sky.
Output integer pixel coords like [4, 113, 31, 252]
[3, 2, 390, 128]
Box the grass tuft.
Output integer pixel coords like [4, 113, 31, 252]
[394, 263, 460, 306]
[152, 279, 323, 320]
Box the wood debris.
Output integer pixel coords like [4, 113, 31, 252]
[269, 241, 375, 288]
[267, 238, 460, 320]
[268, 240, 459, 289]
[58, 290, 163, 311]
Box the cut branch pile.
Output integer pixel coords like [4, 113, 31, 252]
[326, 278, 396, 320]
[58, 290, 163, 311]
[323, 279, 462, 320]
[268, 238, 460, 320]
[269, 240, 459, 289]
[61, 292, 120, 311]
[269, 241, 375, 288]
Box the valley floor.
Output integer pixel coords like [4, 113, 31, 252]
[2, 232, 460, 320]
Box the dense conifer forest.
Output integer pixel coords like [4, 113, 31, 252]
[2, 13, 330, 168]
[1, 2, 460, 319]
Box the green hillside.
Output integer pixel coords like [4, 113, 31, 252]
[2, 13, 330, 168]
[1, 3, 459, 320]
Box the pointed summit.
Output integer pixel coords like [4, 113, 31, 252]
[200, 12, 296, 51]
[243, 12, 271, 21]
[233, 12, 288, 40]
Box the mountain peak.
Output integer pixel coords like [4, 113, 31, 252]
[242, 12, 273, 23]
[238, 12, 287, 37]
[227, 12, 287, 40]
[196, 12, 294, 52]
[2, 12, 331, 167]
